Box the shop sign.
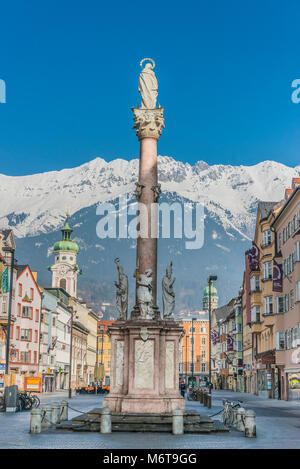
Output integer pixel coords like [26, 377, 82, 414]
[24, 377, 42, 392]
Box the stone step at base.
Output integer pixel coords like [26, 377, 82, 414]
[56, 409, 228, 433]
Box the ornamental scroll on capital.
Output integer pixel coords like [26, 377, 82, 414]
[132, 108, 165, 140]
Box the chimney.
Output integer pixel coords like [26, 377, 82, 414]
[285, 188, 293, 200]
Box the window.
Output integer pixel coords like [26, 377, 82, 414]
[263, 230, 271, 246]
[20, 329, 31, 341]
[279, 233, 282, 248]
[35, 309, 39, 322]
[250, 275, 260, 292]
[189, 326, 195, 333]
[201, 337, 206, 345]
[285, 294, 290, 312]
[20, 351, 30, 363]
[35, 330, 38, 343]
[264, 296, 273, 315]
[201, 363, 206, 372]
[18, 283, 22, 297]
[276, 296, 285, 314]
[291, 290, 294, 309]
[34, 351, 37, 363]
[297, 282, 300, 302]
[251, 306, 261, 322]
[295, 242, 300, 262]
[263, 262, 272, 280]
[22, 306, 31, 318]
[276, 332, 285, 350]
[30, 288, 34, 300]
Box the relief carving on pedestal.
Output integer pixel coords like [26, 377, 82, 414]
[134, 339, 154, 389]
[165, 341, 175, 389]
[115, 341, 124, 387]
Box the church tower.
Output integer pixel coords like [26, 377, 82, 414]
[50, 214, 80, 298]
[202, 281, 218, 311]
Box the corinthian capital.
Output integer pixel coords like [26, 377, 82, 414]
[132, 107, 165, 140]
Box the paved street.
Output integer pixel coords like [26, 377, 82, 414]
[0, 390, 300, 449]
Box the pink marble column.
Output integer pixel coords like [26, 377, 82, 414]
[132, 107, 164, 313]
[137, 137, 158, 305]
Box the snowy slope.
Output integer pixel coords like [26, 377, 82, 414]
[0, 156, 299, 239]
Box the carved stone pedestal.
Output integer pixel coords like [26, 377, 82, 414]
[103, 319, 185, 414]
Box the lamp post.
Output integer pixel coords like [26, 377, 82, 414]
[68, 308, 74, 399]
[208, 275, 217, 394]
[191, 318, 196, 387]
[185, 334, 189, 386]
[4, 247, 15, 376]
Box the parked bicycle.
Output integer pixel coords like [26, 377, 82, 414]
[0, 391, 4, 412]
[17, 391, 40, 411]
[221, 399, 243, 426]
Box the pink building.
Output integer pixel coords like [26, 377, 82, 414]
[272, 178, 300, 400]
[9, 265, 42, 378]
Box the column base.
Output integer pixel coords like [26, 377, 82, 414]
[103, 394, 185, 414]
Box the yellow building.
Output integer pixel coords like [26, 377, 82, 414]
[242, 201, 282, 397]
[97, 320, 115, 386]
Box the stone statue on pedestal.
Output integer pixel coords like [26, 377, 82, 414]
[114, 258, 128, 320]
[162, 262, 176, 319]
[139, 58, 158, 109]
[137, 269, 154, 319]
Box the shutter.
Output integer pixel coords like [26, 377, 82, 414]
[276, 332, 279, 351]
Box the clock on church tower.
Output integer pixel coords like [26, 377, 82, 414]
[50, 215, 80, 298]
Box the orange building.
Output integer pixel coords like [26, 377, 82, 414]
[97, 320, 115, 386]
[179, 313, 209, 386]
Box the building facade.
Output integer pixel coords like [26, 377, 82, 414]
[272, 179, 300, 400]
[40, 287, 72, 391]
[9, 266, 42, 378]
[97, 320, 114, 386]
[179, 313, 209, 386]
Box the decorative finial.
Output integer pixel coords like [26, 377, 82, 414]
[66, 206, 70, 218]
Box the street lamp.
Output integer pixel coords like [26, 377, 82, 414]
[185, 334, 189, 385]
[208, 275, 217, 394]
[191, 317, 197, 387]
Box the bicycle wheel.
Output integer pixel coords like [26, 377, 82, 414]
[32, 395, 40, 408]
[0, 396, 5, 412]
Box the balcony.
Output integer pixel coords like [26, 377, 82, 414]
[251, 322, 262, 333]
[262, 314, 274, 327]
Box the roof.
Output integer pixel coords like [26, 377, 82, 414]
[73, 320, 89, 334]
[271, 186, 300, 227]
[258, 201, 278, 220]
[213, 297, 237, 322]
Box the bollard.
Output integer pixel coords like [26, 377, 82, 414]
[232, 408, 238, 428]
[30, 408, 42, 434]
[51, 402, 61, 425]
[236, 407, 245, 432]
[101, 407, 112, 433]
[172, 408, 184, 435]
[207, 393, 212, 409]
[203, 392, 207, 407]
[244, 410, 256, 438]
[60, 400, 68, 421]
[41, 405, 52, 429]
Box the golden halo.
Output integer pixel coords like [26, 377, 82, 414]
[140, 58, 155, 69]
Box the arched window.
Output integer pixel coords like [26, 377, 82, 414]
[60, 278, 67, 291]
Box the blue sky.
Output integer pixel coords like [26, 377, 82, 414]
[1, 0, 300, 176]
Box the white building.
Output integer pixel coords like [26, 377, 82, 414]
[40, 287, 72, 391]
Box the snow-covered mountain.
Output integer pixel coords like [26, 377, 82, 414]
[1, 156, 299, 314]
[0, 156, 298, 240]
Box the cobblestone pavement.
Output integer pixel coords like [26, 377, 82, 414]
[0, 390, 300, 449]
